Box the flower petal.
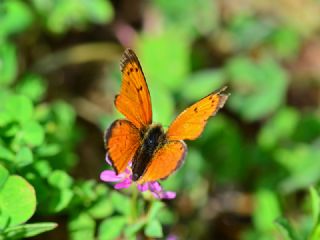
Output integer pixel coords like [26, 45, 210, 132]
[161, 191, 176, 199]
[100, 170, 122, 182]
[102, 156, 176, 200]
[149, 181, 162, 192]
[137, 183, 148, 192]
[152, 192, 161, 199]
[167, 234, 178, 240]
[115, 178, 132, 189]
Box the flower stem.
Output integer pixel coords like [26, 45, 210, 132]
[130, 186, 138, 222]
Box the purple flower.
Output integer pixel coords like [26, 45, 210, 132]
[100, 155, 176, 200]
[137, 181, 176, 200]
[167, 234, 178, 240]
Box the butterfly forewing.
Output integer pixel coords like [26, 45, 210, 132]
[115, 49, 152, 129]
[105, 119, 141, 174]
[166, 86, 229, 141]
[138, 140, 187, 184]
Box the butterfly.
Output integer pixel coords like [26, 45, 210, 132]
[105, 49, 229, 184]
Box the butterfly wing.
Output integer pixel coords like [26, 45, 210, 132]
[138, 140, 187, 184]
[115, 49, 152, 129]
[166, 86, 229, 141]
[105, 119, 141, 174]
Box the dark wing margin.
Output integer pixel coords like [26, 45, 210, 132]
[137, 140, 187, 183]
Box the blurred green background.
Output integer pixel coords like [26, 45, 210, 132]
[0, 0, 320, 239]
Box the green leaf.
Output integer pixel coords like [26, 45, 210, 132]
[34, 160, 52, 178]
[73, 180, 97, 203]
[3, 222, 57, 239]
[98, 216, 127, 240]
[0, 175, 36, 227]
[69, 213, 95, 240]
[48, 170, 73, 189]
[36, 144, 61, 157]
[111, 192, 130, 215]
[15, 74, 47, 102]
[154, 0, 218, 36]
[157, 208, 175, 225]
[138, 30, 190, 91]
[228, 14, 273, 51]
[292, 113, 320, 142]
[310, 222, 320, 240]
[309, 187, 320, 240]
[0, 144, 15, 162]
[0, 0, 33, 40]
[253, 189, 281, 232]
[0, 42, 17, 86]
[148, 201, 164, 221]
[88, 197, 113, 219]
[2, 124, 20, 138]
[226, 56, 288, 121]
[310, 187, 320, 227]
[144, 220, 163, 238]
[258, 108, 299, 149]
[0, 165, 9, 190]
[276, 145, 320, 193]
[151, 87, 174, 126]
[34, 0, 114, 33]
[5, 95, 33, 124]
[181, 70, 226, 102]
[16, 146, 33, 167]
[275, 217, 301, 240]
[21, 121, 44, 146]
[47, 189, 74, 213]
[0, 91, 13, 126]
[83, 0, 114, 24]
[269, 27, 301, 59]
[52, 101, 76, 130]
[124, 219, 146, 238]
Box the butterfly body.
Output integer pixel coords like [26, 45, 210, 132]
[132, 124, 166, 181]
[105, 49, 229, 184]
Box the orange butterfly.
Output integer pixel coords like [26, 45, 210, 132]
[105, 49, 229, 184]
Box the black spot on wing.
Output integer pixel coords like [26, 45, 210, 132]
[137, 86, 143, 92]
[211, 99, 216, 107]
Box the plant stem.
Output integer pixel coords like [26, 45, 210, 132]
[32, 42, 122, 74]
[130, 186, 138, 223]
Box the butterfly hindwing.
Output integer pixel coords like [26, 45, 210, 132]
[138, 140, 187, 184]
[115, 49, 152, 129]
[166, 86, 229, 141]
[105, 119, 141, 174]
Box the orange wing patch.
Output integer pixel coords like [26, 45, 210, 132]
[166, 86, 229, 141]
[105, 119, 141, 174]
[115, 49, 152, 129]
[138, 141, 187, 184]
